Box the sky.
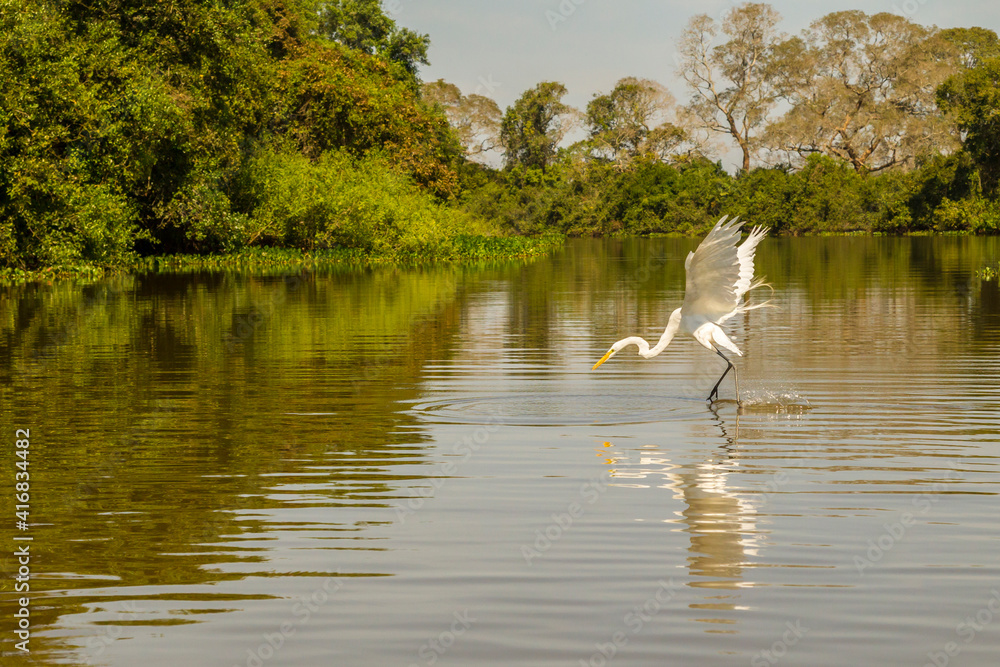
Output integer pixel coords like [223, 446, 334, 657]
[388, 0, 1000, 170]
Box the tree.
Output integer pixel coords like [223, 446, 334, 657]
[766, 11, 958, 174]
[318, 0, 430, 81]
[937, 55, 1000, 195]
[0, 0, 464, 268]
[422, 80, 502, 159]
[936, 27, 1000, 194]
[585, 77, 687, 168]
[940, 27, 1000, 70]
[499, 82, 573, 171]
[678, 2, 785, 172]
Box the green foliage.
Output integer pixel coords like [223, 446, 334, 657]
[133, 233, 562, 273]
[727, 166, 799, 233]
[460, 155, 731, 237]
[933, 198, 1000, 233]
[6, 0, 1000, 278]
[460, 148, 1000, 239]
[940, 27, 1000, 69]
[730, 155, 882, 234]
[585, 78, 685, 166]
[866, 170, 916, 234]
[280, 41, 461, 198]
[905, 152, 981, 228]
[600, 158, 730, 235]
[242, 146, 489, 256]
[447, 233, 564, 260]
[0, 0, 146, 267]
[0, 0, 475, 272]
[937, 56, 1000, 195]
[729, 154, 999, 235]
[318, 0, 430, 83]
[499, 82, 571, 171]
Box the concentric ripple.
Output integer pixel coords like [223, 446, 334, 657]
[408, 393, 722, 426]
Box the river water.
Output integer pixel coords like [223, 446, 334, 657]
[1, 236, 999, 666]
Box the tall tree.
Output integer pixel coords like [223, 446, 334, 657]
[318, 0, 429, 81]
[422, 80, 502, 159]
[766, 11, 958, 174]
[940, 27, 1000, 70]
[937, 54, 1000, 195]
[586, 77, 687, 168]
[678, 2, 785, 172]
[499, 82, 573, 171]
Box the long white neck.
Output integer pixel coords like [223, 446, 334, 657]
[618, 308, 682, 359]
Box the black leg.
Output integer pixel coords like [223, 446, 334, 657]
[707, 349, 740, 404]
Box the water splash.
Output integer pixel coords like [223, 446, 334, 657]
[739, 389, 811, 413]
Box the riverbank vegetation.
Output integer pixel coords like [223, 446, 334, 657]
[2, 1, 1000, 280]
[447, 9, 1000, 238]
[0, 0, 547, 279]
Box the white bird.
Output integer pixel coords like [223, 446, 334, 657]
[591, 215, 769, 404]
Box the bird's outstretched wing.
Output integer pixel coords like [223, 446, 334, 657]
[682, 216, 767, 325]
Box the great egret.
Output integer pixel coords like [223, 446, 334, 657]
[591, 216, 769, 404]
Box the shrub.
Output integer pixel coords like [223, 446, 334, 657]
[242, 146, 492, 256]
[934, 198, 1000, 232]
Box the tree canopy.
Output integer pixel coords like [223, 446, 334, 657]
[586, 77, 688, 168]
[765, 11, 957, 173]
[499, 82, 573, 171]
[317, 0, 430, 83]
[678, 3, 785, 173]
[422, 79, 502, 159]
[0, 0, 465, 270]
[938, 53, 1000, 195]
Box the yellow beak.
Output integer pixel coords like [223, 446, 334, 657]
[592, 348, 615, 371]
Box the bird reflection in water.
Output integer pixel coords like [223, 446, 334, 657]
[599, 409, 759, 630]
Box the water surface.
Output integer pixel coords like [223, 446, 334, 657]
[1, 236, 999, 666]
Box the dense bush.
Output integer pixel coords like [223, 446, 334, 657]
[241, 146, 488, 255]
[459, 149, 999, 238]
[731, 153, 996, 235]
[0, 0, 469, 270]
[460, 155, 733, 237]
[587, 158, 730, 235]
[730, 155, 887, 234]
[933, 198, 1000, 233]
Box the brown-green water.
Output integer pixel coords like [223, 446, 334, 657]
[2, 236, 999, 666]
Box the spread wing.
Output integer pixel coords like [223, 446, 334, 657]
[682, 216, 767, 325]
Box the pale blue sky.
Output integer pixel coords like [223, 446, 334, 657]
[391, 1, 1000, 168]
